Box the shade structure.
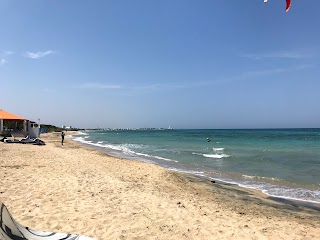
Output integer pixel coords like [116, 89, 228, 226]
[0, 109, 27, 120]
[0, 110, 28, 133]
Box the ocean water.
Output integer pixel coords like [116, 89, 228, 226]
[72, 129, 320, 204]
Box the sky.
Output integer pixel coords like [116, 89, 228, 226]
[1, 0, 320, 129]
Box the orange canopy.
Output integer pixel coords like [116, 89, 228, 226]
[0, 109, 27, 120]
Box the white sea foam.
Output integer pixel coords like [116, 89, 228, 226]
[203, 154, 230, 159]
[192, 151, 229, 159]
[260, 176, 282, 181]
[192, 152, 203, 156]
[242, 175, 282, 182]
[99, 143, 123, 151]
[166, 168, 205, 175]
[73, 136, 122, 151]
[261, 188, 320, 204]
[73, 136, 86, 142]
[134, 152, 178, 162]
[209, 177, 320, 204]
[76, 131, 88, 135]
[212, 147, 224, 151]
[121, 143, 146, 151]
[242, 175, 255, 179]
[223, 177, 320, 204]
[73, 136, 178, 163]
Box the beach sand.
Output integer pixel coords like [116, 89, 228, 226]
[1, 132, 319, 239]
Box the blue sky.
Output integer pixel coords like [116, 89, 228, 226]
[1, 0, 319, 129]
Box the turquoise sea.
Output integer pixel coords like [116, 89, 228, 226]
[73, 129, 320, 204]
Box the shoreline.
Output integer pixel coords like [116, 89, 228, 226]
[63, 132, 320, 218]
[73, 131, 320, 207]
[1, 132, 319, 239]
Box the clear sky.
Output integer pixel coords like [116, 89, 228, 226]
[1, 0, 319, 129]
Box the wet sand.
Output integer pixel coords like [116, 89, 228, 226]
[0, 132, 319, 239]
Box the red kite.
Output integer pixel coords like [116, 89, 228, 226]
[264, 0, 292, 12]
[285, 0, 292, 12]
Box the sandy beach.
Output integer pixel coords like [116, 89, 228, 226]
[1, 132, 319, 240]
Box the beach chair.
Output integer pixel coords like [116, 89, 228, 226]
[10, 132, 27, 140]
[0, 201, 95, 240]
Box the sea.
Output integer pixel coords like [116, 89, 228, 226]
[72, 128, 320, 204]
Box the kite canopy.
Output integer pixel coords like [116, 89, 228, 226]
[0, 201, 96, 240]
[264, 0, 292, 12]
[286, 0, 292, 12]
[0, 109, 27, 120]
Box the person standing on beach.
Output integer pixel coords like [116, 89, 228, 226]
[61, 131, 65, 145]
